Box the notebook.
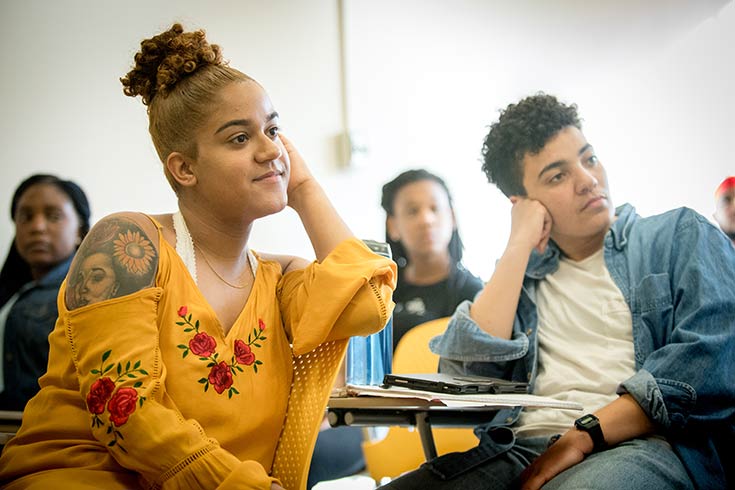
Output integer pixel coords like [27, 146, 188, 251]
[382, 372, 528, 395]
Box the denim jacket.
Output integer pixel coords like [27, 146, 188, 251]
[0, 256, 72, 410]
[430, 204, 735, 489]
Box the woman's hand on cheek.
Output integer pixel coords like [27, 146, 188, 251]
[279, 133, 315, 206]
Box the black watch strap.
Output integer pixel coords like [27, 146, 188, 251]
[574, 413, 606, 453]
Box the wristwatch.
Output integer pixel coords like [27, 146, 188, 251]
[574, 413, 607, 453]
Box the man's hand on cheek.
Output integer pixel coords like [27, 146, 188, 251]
[508, 196, 553, 254]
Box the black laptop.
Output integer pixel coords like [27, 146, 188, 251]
[382, 372, 528, 395]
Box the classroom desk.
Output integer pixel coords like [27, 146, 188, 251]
[0, 410, 23, 446]
[327, 396, 497, 460]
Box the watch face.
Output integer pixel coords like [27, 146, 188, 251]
[578, 414, 596, 426]
[576, 413, 599, 429]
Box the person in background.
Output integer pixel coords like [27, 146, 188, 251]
[0, 24, 395, 490]
[381, 94, 734, 490]
[714, 176, 735, 246]
[381, 169, 484, 347]
[308, 170, 483, 488]
[0, 174, 90, 411]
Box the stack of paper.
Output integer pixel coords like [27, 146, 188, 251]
[341, 384, 583, 411]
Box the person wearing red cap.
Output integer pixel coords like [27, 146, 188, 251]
[714, 176, 735, 246]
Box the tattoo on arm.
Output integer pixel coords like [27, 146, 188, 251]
[65, 217, 158, 310]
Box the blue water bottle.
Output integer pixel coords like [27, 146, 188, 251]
[345, 240, 394, 386]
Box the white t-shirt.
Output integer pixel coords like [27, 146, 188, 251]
[514, 247, 635, 438]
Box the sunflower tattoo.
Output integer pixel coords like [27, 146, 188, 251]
[113, 230, 155, 275]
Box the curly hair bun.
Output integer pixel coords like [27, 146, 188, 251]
[121, 23, 223, 105]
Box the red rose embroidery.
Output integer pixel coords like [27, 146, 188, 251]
[189, 332, 216, 357]
[86, 377, 115, 414]
[107, 387, 139, 427]
[234, 339, 256, 365]
[177, 310, 267, 396]
[208, 361, 234, 394]
[87, 350, 148, 451]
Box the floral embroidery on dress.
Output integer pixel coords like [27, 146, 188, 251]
[176, 306, 267, 398]
[86, 350, 148, 453]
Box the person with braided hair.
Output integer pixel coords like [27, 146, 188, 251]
[0, 174, 91, 411]
[381, 169, 483, 348]
[307, 169, 483, 488]
[0, 24, 396, 489]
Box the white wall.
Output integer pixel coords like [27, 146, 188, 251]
[1, 0, 733, 281]
[342, 0, 734, 280]
[0, 0, 344, 260]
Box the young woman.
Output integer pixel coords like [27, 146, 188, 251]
[0, 174, 90, 411]
[309, 171, 483, 488]
[381, 169, 483, 347]
[0, 24, 395, 490]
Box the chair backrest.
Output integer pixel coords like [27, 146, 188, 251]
[271, 338, 349, 490]
[361, 317, 478, 482]
[392, 316, 449, 374]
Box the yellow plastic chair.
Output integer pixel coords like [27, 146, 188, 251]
[361, 317, 479, 482]
[271, 338, 349, 490]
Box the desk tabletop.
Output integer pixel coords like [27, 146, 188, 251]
[0, 410, 23, 421]
[327, 395, 499, 429]
[328, 395, 510, 411]
[329, 396, 445, 409]
[0, 410, 22, 447]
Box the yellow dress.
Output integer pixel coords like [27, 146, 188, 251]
[0, 223, 395, 490]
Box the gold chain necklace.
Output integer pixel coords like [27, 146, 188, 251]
[194, 243, 251, 289]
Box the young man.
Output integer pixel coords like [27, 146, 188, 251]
[714, 176, 735, 246]
[381, 94, 734, 490]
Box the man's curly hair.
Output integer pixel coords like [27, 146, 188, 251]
[481, 94, 581, 197]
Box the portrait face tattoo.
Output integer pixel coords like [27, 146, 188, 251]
[74, 252, 119, 307]
[66, 217, 157, 310]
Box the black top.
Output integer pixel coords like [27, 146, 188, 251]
[392, 264, 483, 348]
